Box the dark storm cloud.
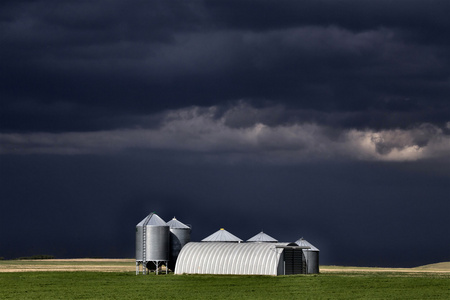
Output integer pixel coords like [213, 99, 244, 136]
[1, 154, 449, 266]
[1, 0, 449, 133]
[1, 0, 449, 267]
[2, 105, 449, 161]
[205, 0, 450, 36]
[1, 0, 206, 131]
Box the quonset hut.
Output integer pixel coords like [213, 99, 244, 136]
[174, 229, 313, 276]
[174, 242, 308, 275]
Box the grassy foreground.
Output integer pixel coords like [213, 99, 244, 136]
[1, 271, 449, 300]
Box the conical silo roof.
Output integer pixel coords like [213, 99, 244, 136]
[136, 212, 167, 227]
[201, 228, 243, 242]
[247, 231, 278, 243]
[167, 217, 190, 229]
[295, 238, 319, 251]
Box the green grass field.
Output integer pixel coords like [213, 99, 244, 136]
[1, 260, 449, 299]
[0, 271, 449, 299]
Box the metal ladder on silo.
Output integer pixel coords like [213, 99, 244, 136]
[142, 223, 147, 274]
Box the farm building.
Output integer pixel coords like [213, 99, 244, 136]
[174, 242, 308, 275]
[135, 213, 320, 275]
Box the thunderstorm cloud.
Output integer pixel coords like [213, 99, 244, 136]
[1, 0, 449, 266]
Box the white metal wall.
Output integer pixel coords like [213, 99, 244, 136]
[174, 242, 286, 275]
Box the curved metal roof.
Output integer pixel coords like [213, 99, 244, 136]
[247, 231, 278, 243]
[174, 242, 287, 275]
[295, 238, 319, 251]
[201, 228, 243, 242]
[136, 212, 167, 227]
[167, 217, 190, 229]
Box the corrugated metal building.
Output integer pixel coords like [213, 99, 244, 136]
[174, 242, 308, 276]
[135, 213, 320, 276]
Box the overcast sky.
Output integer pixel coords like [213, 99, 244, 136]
[1, 0, 449, 267]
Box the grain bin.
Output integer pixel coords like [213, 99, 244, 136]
[167, 217, 191, 271]
[295, 238, 320, 274]
[201, 228, 243, 242]
[135, 212, 169, 274]
[247, 231, 278, 242]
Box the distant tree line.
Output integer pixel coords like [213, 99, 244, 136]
[15, 255, 55, 260]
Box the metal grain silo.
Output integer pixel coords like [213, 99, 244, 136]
[296, 238, 320, 274]
[135, 212, 169, 275]
[167, 217, 191, 271]
[201, 228, 243, 242]
[247, 231, 278, 243]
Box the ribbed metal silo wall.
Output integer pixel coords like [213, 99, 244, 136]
[135, 225, 144, 261]
[304, 250, 320, 274]
[145, 225, 170, 261]
[168, 228, 191, 270]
